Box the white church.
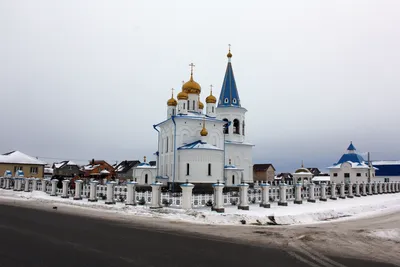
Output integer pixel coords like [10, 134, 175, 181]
[141, 48, 254, 191]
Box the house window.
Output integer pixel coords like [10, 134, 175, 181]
[208, 163, 211, 176]
[145, 174, 148, 184]
[333, 173, 338, 177]
[223, 119, 229, 134]
[30, 167, 38, 174]
[68, 166, 72, 170]
[186, 163, 190, 176]
[384, 178, 389, 182]
[233, 119, 240, 134]
[344, 173, 350, 178]
[232, 175, 235, 185]
[14, 166, 23, 173]
[356, 173, 361, 177]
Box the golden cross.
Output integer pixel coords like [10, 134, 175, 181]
[189, 63, 195, 75]
[210, 84, 213, 94]
[228, 44, 231, 52]
[171, 88, 174, 97]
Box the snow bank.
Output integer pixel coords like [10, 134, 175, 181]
[1, 189, 400, 226]
[369, 229, 400, 242]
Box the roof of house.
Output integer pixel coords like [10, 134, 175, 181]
[149, 161, 156, 167]
[307, 168, 321, 174]
[372, 161, 400, 176]
[253, 164, 275, 171]
[0, 151, 46, 165]
[276, 172, 293, 179]
[53, 160, 78, 169]
[114, 160, 140, 173]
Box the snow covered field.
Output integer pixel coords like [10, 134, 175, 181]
[1, 189, 400, 226]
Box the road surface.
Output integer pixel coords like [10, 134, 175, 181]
[0, 203, 397, 267]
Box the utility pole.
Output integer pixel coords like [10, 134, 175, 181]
[367, 152, 371, 183]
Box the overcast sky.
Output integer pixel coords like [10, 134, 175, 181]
[1, 0, 399, 172]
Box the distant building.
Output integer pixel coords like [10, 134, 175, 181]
[52, 160, 80, 178]
[44, 165, 53, 179]
[81, 159, 115, 180]
[307, 168, 321, 176]
[327, 142, 375, 184]
[114, 160, 140, 180]
[253, 164, 275, 182]
[292, 165, 313, 185]
[132, 156, 157, 186]
[371, 161, 400, 182]
[0, 151, 46, 178]
[275, 172, 293, 184]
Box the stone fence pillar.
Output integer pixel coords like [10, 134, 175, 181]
[180, 182, 194, 209]
[278, 183, 288, 206]
[61, 180, 70, 198]
[50, 179, 58, 196]
[396, 182, 400, 192]
[238, 182, 249, 210]
[387, 182, 392, 193]
[150, 182, 163, 209]
[105, 181, 116, 204]
[126, 181, 138, 206]
[367, 183, 372, 195]
[15, 178, 22, 191]
[89, 180, 98, 202]
[308, 183, 316, 203]
[260, 182, 271, 208]
[74, 180, 83, 200]
[347, 182, 354, 198]
[294, 183, 302, 204]
[361, 182, 367, 196]
[32, 178, 38, 191]
[330, 182, 337, 200]
[41, 179, 48, 193]
[373, 182, 378, 195]
[355, 181, 360, 197]
[5, 178, 11, 190]
[24, 178, 30, 192]
[0, 177, 3, 188]
[378, 181, 383, 194]
[340, 182, 346, 199]
[383, 182, 388, 194]
[390, 182, 395, 193]
[212, 181, 224, 213]
[320, 183, 327, 201]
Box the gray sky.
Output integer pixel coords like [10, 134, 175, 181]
[1, 0, 399, 172]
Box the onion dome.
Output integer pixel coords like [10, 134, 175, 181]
[294, 161, 311, 173]
[182, 63, 201, 94]
[167, 89, 177, 106]
[177, 91, 188, 100]
[198, 100, 204, 110]
[206, 86, 217, 103]
[200, 119, 208, 136]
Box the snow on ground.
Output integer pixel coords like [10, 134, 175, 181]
[368, 229, 400, 242]
[1, 189, 400, 226]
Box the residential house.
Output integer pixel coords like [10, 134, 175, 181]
[253, 164, 275, 182]
[149, 161, 156, 167]
[82, 159, 115, 180]
[114, 160, 140, 180]
[0, 151, 46, 178]
[52, 161, 80, 178]
[44, 165, 53, 179]
[275, 173, 293, 184]
[371, 161, 400, 182]
[307, 168, 321, 176]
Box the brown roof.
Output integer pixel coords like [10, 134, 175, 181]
[253, 164, 275, 171]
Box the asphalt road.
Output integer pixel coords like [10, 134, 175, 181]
[0, 204, 396, 267]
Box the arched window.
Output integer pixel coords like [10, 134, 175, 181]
[242, 120, 245, 135]
[212, 106, 214, 113]
[187, 100, 190, 110]
[232, 175, 235, 185]
[172, 109, 175, 116]
[166, 137, 168, 152]
[183, 103, 185, 110]
[223, 119, 229, 134]
[145, 174, 148, 184]
[233, 119, 240, 134]
[186, 163, 190, 175]
[193, 100, 195, 110]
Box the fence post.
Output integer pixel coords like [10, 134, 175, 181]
[89, 180, 98, 202]
[105, 181, 116, 204]
[50, 179, 58, 196]
[126, 181, 137, 206]
[355, 181, 361, 197]
[150, 182, 163, 209]
[387, 182, 392, 194]
[391, 182, 395, 193]
[396, 182, 400, 192]
[74, 180, 83, 200]
[32, 178, 38, 191]
[0, 177, 3, 188]
[61, 180, 70, 198]
[278, 183, 288, 206]
[367, 182, 373, 196]
[238, 182, 249, 210]
[330, 182, 337, 200]
[260, 182, 270, 208]
[320, 183, 327, 201]
[339, 182, 346, 199]
[294, 183, 302, 204]
[373, 181, 378, 195]
[212, 181, 225, 213]
[347, 182, 353, 198]
[180, 182, 194, 209]
[14, 178, 21, 191]
[383, 182, 388, 194]
[24, 178, 30, 192]
[308, 183, 316, 203]
[41, 179, 48, 193]
[361, 182, 367, 196]
[378, 181, 383, 194]
[5, 178, 11, 190]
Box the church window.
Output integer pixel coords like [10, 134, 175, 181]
[223, 119, 229, 134]
[344, 173, 350, 178]
[232, 175, 235, 185]
[187, 100, 190, 110]
[208, 163, 211, 176]
[242, 121, 245, 136]
[224, 98, 229, 104]
[183, 103, 186, 110]
[193, 100, 195, 110]
[233, 119, 240, 134]
[212, 106, 214, 113]
[233, 98, 237, 104]
[145, 174, 148, 184]
[172, 109, 175, 116]
[356, 173, 361, 177]
[166, 137, 169, 152]
[333, 173, 338, 177]
[186, 163, 190, 176]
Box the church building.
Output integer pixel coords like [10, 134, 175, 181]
[152, 48, 254, 191]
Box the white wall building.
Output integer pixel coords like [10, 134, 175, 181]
[371, 161, 400, 182]
[132, 156, 157, 186]
[152, 49, 254, 190]
[328, 142, 375, 184]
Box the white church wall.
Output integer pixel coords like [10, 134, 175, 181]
[177, 149, 224, 183]
[217, 106, 247, 143]
[329, 162, 370, 184]
[225, 143, 253, 183]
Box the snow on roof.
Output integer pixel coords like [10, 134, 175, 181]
[372, 161, 400, 165]
[178, 140, 222, 151]
[44, 168, 53, 174]
[100, 169, 110, 174]
[0, 151, 46, 165]
[328, 161, 370, 169]
[66, 161, 77, 166]
[312, 176, 331, 182]
[83, 164, 100, 171]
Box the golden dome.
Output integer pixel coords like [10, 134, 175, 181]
[167, 89, 177, 106]
[182, 63, 201, 94]
[206, 86, 217, 103]
[198, 101, 204, 109]
[200, 119, 208, 136]
[177, 91, 188, 100]
[227, 44, 232, 58]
